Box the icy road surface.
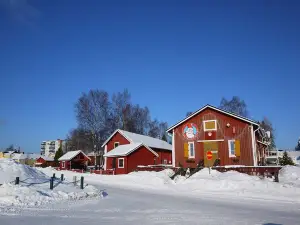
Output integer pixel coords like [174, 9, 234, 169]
[1, 184, 300, 225]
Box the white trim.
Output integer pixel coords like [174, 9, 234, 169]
[188, 142, 195, 159]
[101, 129, 133, 147]
[104, 145, 107, 170]
[197, 139, 224, 143]
[114, 142, 120, 148]
[203, 120, 217, 132]
[62, 161, 65, 168]
[118, 158, 124, 168]
[228, 140, 236, 158]
[167, 104, 259, 133]
[251, 125, 258, 166]
[172, 130, 175, 167]
[257, 140, 269, 146]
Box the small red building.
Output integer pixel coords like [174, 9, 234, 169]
[58, 150, 91, 170]
[35, 156, 55, 167]
[102, 129, 172, 174]
[167, 105, 269, 168]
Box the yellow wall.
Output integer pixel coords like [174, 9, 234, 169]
[0, 152, 4, 158]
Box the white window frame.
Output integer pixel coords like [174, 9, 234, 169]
[228, 140, 236, 158]
[188, 142, 195, 159]
[118, 158, 124, 168]
[114, 142, 120, 148]
[203, 120, 217, 132]
[62, 161, 65, 168]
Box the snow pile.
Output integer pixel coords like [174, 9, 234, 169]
[279, 165, 300, 187]
[0, 158, 48, 184]
[0, 159, 100, 209]
[39, 166, 300, 203]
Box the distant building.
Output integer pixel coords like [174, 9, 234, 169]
[41, 139, 66, 158]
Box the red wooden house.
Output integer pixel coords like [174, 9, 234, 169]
[35, 156, 55, 167]
[58, 150, 91, 170]
[167, 105, 270, 168]
[102, 129, 172, 174]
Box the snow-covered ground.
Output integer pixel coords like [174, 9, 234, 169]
[0, 159, 100, 209]
[2, 161, 300, 224]
[38, 165, 300, 203]
[1, 184, 300, 225]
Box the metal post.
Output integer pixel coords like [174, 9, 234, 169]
[80, 176, 84, 189]
[274, 172, 279, 182]
[61, 174, 64, 181]
[53, 173, 55, 178]
[15, 177, 19, 185]
[50, 177, 54, 190]
[73, 176, 77, 186]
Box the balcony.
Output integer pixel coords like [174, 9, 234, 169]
[265, 150, 278, 159]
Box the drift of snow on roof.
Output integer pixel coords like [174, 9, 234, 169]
[118, 130, 172, 151]
[104, 143, 158, 157]
[58, 150, 89, 161]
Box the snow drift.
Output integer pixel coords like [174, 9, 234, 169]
[0, 159, 100, 209]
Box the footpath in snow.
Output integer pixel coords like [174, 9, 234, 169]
[40, 165, 300, 203]
[0, 159, 101, 210]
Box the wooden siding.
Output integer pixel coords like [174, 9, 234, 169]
[106, 132, 131, 152]
[173, 108, 255, 168]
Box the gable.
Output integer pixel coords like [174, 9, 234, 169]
[167, 105, 259, 133]
[173, 107, 252, 142]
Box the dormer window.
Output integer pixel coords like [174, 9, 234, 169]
[114, 142, 119, 148]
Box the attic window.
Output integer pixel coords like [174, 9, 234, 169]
[114, 142, 119, 148]
[203, 120, 217, 131]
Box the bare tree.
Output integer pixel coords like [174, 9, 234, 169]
[66, 128, 93, 153]
[219, 96, 248, 117]
[186, 111, 193, 117]
[75, 90, 112, 153]
[260, 117, 276, 149]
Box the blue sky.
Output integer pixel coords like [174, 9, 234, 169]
[0, 0, 299, 152]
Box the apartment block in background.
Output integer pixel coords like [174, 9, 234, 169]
[41, 139, 66, 158]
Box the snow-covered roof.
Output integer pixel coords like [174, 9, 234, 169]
[40, 156, 54, 161]
[103, 143, 158, 157]
[167, 104, 259, 133]
[58, 150, 90, 161]
[27, 154, 42, 160]
[12, 153, 28, 160]
[101, 129, 172, 151]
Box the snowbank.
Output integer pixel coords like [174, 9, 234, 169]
[38, 166, 300, 203]
[0, 159, 100, 209]
[279, 165, 300, 187]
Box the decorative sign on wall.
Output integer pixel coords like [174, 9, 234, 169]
[182, 123, 198, 140]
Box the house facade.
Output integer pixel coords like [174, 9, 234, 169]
[167, 105, 269, 168]
[35, 156, 55, 167]
[58, 150, 90, 170]
[102, 129, 172, 174]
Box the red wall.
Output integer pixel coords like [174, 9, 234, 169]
[36, 158, 46, 164]
[106, 132, 130, 152]
[60, 160, 70, 170]
[153, 149, 172, 165]
[173, 108, 255, 168]
[127, 146, 157, 173]
[106, 146, 158, 174]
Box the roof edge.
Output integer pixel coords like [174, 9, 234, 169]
[167, 104, 259, 133]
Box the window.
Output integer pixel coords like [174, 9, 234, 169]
[114, 142, 119, 148]
[228, 140, 236, 157]
[62, 161, 65, 168]
[118, 158, 124, 168]
[203, 120, 217, 131]
[188, 142, 195, 158]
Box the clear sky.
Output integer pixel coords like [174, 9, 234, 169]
[0, 0, 299, 152]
